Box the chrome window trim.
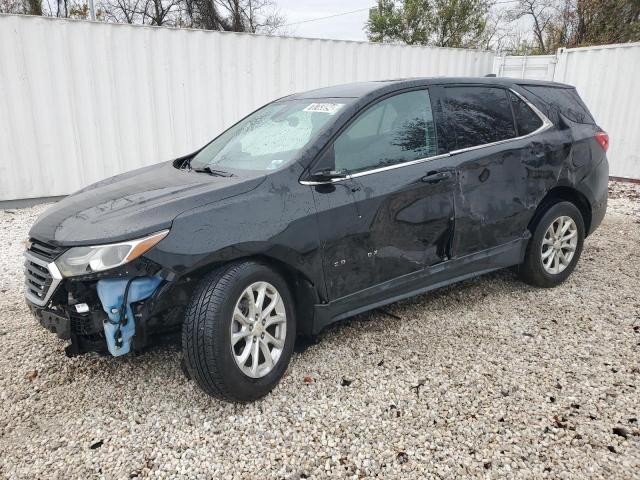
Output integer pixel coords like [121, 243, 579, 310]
[24, 251, 62, 307]
[300, 87, 552, 185]
[300, 153, 451, 185]
[449, 88, 553, 155]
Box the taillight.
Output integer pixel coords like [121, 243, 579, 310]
[595, 131, 609, 152]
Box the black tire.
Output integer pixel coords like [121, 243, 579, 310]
[519, 201, 585, 288]
[182, 261, 296, 402]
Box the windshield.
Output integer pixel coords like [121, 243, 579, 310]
[190, 99, 350, 172]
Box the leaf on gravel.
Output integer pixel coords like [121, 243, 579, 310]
[607, 445, 617, 453]
[483, 462, 492, 469]
[553, 415, 568, 429]
[90, 440, 103, 449]
[25, 370, 38, 381]
[340, 378, 352, 387]
[396, 451, 409, 464]
[613, 427, 629, 438]
[303, 376, 313, 384]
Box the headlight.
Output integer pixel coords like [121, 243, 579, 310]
[56, 230, 169, 277]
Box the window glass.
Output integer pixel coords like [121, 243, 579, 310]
[509, 92, 543, 135]
[445, 87, 516, 150]
[523, 86, 594, 124]
[190, 99, 349, 172]
[334, 90, 437, 173]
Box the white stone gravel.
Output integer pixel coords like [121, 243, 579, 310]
[0, 183, 639, 479]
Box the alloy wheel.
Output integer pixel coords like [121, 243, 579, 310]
[230, 281, 287, 378]
[541, 215, 578, 275]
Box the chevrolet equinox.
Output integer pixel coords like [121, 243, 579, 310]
[25, 78, 609, 401]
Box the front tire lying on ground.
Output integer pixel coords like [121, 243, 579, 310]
[519, 201, 585, 288]
[182, 261, 296, 402]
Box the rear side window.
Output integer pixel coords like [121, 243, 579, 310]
[509, 92, 543, 135]
[444, 87, 516, 150]
[522, 86, 594, 124]
[334, 90, 437, 173]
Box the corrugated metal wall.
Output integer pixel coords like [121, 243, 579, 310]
[0, 15, 494, 201]
[554, 43, 640, 180]
[494, 43, 640, 180]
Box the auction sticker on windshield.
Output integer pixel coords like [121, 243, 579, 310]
[303, 103, 344, 114]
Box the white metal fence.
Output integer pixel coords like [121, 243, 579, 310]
[2, 16, 638, 202]
[492, 54, 556, 81]
[494, 43, 640, 180]
[0, 15, 494, 201]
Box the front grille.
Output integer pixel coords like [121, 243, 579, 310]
[25, 258, 53, 300]
[27, 238, 66, 262]
[24, 249, 62, 307]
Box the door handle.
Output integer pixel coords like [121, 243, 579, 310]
[421, 171, 451, 183]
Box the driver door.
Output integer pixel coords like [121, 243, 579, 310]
[310, 89, 456, 301]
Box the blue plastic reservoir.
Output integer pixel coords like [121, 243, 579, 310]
[96, 277, 163, 356]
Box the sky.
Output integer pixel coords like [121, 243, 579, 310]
[276, 0, 374, 42]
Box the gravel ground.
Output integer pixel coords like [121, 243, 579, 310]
[1, 182, 639, 479]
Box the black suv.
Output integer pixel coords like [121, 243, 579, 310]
[25, 78, 608, 401]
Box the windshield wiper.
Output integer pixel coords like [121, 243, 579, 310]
[192, 166, 235, 177]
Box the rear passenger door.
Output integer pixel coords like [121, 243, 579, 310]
[442, 86, 542, 257]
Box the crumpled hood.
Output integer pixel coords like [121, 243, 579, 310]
[29, 161, 265, 246]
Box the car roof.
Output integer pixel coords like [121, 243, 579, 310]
[288, 77, 574, 100]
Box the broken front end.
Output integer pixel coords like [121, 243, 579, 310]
[24, 233, 184, 357]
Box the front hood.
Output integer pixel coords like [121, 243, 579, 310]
[29, 161, 265, 246]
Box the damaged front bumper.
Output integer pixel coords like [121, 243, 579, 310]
[26, 275, 165, 356]
[28, 301, 109, 356]
[25, 246, 177, 356]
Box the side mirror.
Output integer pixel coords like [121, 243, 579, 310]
[303, 145, 347, 183]
[307, 168, 349, 183]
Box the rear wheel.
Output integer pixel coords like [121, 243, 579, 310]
[182, 261, 296, 402]
[519, 201, 585, 288]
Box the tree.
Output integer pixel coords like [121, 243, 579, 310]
[0, 0, 42, 14]
[366, 0, 490, 48]
[505, 0, 639, 53]
[182, 0, 285, 32]
[507, 0, 554, 53]
[3, 0, 286, 33]
[100, 0, 143, 23]
[547, 0, 640, 49]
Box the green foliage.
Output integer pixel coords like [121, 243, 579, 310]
[69, 1, 89, 19]
[0, 0, 42, 14]
[508, 0, 640, 54]
[549, 0, 640, 49]
[24, 0, 42, 15]
[366, 0, 490, 48]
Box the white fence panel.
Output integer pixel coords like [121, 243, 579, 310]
[0, 15, 494, 201]
[554, 43, 640, 180]
[493, 43, 640, 180]
[492, 54, 556, 80]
